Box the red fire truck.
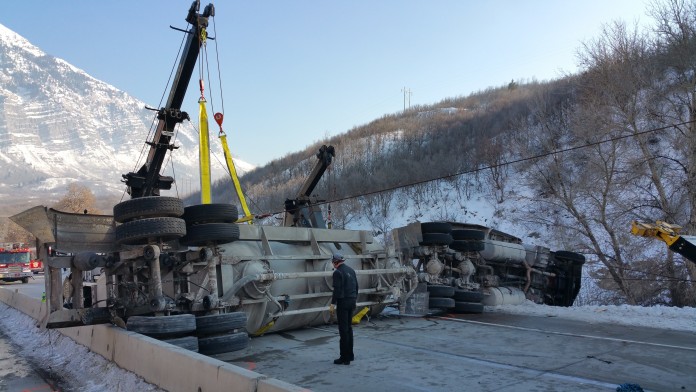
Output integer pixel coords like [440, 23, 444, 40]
[0, 244, 33, 283]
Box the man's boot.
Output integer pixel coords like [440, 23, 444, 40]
[333, 358, 350, 365]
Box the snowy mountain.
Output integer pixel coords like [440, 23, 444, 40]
[0, 23, 253, 214]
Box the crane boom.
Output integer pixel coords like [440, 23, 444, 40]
[283, 145, 335, 228]
[630, 220, 696, 264]
[122, 1, 214, 198]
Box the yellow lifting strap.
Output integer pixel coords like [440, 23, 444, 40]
[214, 112, 253, 223]
[252, 317, 277, 336]
[198, 98, 212, 204]
[352, 306, 370, 325]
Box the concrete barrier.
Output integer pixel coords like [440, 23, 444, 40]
[0, 288, 308, 392]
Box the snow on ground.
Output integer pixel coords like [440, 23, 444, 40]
[0, 299, 694, 390]
[0, 302, 164, 392]
[489, 300, 696, 332]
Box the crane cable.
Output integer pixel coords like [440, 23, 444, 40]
[203, 15, 253, 222]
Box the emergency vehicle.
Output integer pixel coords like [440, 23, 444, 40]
[0, 243, 33, 283]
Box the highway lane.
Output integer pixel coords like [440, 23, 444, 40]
[216, 310, 695, 392]
[0, 273, 47, 299]
[5, 276, 695, 392]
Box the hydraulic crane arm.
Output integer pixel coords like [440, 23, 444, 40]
[283, 145, 335, 228]
[630, 220, 696, 264]
[122, 1, 214, 198]
[297, 145, 335, 198]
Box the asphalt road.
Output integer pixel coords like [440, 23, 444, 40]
[4, 276, 695, 392]
[215, 310, 696, 392]
[1, 274, 47, 299]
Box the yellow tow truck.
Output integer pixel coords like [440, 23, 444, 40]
[630, 221, 696, 264]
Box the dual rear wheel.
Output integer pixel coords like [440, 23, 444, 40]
[426, 284, 484, 314]
[114, 199, 242, 246]
[126, 312, 249, 355]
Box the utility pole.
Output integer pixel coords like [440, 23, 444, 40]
[401, 87, 412, 111]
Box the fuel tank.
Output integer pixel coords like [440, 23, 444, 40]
[479, 240, 527, 263]
[482, 286, 526, 306]
[215, 225, 414, 334]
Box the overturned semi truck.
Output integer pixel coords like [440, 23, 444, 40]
[11, 204, 417, 355]
[393, 221, 585, 314]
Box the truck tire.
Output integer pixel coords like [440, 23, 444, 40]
[21, 277, 29, 284]
[183, 204, 239, 226]
[427, 284, 455, 298]
[451, 229, 485, 241]
[180, 223, 240, 246]
[195, 312, 247, 337]
[126, 314, 196, 338]
[449, 240, 485, 252]
[453, 289, 484, 302]
[454, 301, 485, 314]
[429, 297, 455, 309]
[420, 222, 451, 234]
[113, 196, 184, 223]
[115, 217, 186, 245]
[163, 336, 199, 352]
[420, 233, 453, 246]
[198, 331, 249, 355]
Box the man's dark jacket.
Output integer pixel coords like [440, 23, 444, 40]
[332, 263, 358, 304]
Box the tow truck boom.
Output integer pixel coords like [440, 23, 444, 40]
[122, 1, 214, 198]
[630, 220, 696, 264]
[283, 145, 335, 228]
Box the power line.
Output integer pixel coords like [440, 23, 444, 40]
[262, 119, 696, 216]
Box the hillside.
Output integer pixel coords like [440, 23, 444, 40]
[226, 79, 572, 235]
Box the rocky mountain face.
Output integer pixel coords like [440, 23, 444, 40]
[0, 23, 251, 215]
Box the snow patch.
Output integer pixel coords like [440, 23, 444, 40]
[0, 302, 164, 391]
[490, 300, 696, 332]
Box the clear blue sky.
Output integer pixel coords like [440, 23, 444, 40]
[1, 1, 650, 166]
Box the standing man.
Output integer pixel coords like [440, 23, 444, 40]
[330, 253, 358, 365]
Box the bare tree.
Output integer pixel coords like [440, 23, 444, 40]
[508, 15, 695, 306]
[477, 135, 510, 204]
[0, 218, 33, 244]
[326, 199, 361, 230]
[648, 0, 696, 304]
[53, 183, 98, 214]
[360, 191, 395, 247]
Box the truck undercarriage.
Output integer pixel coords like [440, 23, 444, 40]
[393, 221, 585, 313]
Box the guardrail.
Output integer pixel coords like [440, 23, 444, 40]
[0, 288, 308, 392]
